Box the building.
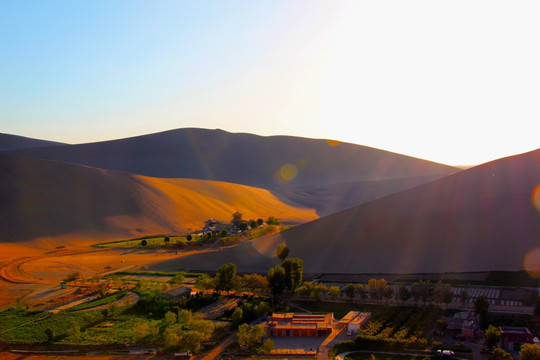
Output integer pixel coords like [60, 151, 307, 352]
[337, 311, 371, 333]
[265, 313, 334, 337]
[499, 327, 537, 352]
[161, 286, 193, 299]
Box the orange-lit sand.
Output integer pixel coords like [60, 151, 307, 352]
[0, 154, 318, 246]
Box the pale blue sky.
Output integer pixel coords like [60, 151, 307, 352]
[1, 0, 539, 165]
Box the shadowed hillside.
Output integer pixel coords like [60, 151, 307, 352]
[3, 128, 458, 188]
[0, 154, 317, 246]
[153, 148, 540, 274]
[0, 133, 66, 151]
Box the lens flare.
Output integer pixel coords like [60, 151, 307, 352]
[532, 184, 540, 212]
[278, 164, 298, 183]
[327, 139, 341, 147]
[524, 248, 540, 277]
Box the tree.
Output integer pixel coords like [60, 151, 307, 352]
[163, 311, 177, 326]
[411, 280, 433, 305]
[179, 331, 203, 352]
[489, 348, 512, 360]
[237, 323, 250, 346]
[267, 265, 286, 298]
[133, 322, 150, 342]
[366, 278, 389, 303]
[398, 285, 411, 304]
[281, 258, 303, 295]
[344, 283, 356, 301]
[434, 281, 453, 307]
[189, 319, 215, 341]
[248, 324, 266, 347]
[177, 309, 192, 324]
[276, 243, 289, 260]
[520, 343, 540, 360]
[310, 282, 328, 301]
[250, 220, 257, 228]
[237, 274, 269, 294]
[215, 263, 237, 294]
[164, 236, 170, 243]
[187, 235, 192, 241]
[266, 217, 281, 226]
[329, 286, 341, 300]
[255, 302, 271, 317]
[220, 229, 227, 237]
[170, 273, 185, 285]
[355, 283, 366, 299]
[141, 239, 147, 246]
[164, 327, 180, 350]
[237, 324, 265, 348]
[64, 271, 81, 286]
[232, 307, 244, 327]
[485, 325, 501, 349]
[436, 319, 448, 335]
[257, 218, 264, 226]
[238, 222, 248, 231]
[263, 338, 274, 353]
[474, 295, 490, 326]
[460, 289, 470, 307]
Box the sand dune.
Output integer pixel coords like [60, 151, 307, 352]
[3, 128, 458, 188]
[272, 175, 445, 216]
[0, 154, 317, 246]
[0, 133, 65, 151]
[152, 148, 540, 274]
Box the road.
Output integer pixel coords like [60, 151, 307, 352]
[0, 248, 110, 284]
[195, 331, 237, 360]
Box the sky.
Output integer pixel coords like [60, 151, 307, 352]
[1, 1, 539, 166]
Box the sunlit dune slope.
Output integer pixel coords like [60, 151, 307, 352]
[152, 148, 540, 274]
[0, 154, 317, 246]
[3, 128, 458, 188]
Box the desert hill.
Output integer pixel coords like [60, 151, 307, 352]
[153, 148, 540, 274]
[3, 128, 458, 188]
[0, 154, 317, 246]
[0, 133, 66, 151]
[3, 128, 459, 216]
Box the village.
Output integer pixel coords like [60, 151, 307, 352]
[1, 213, 540, 360]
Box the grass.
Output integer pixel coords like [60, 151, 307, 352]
[0, 309, 52, 335]
[108, 270, 206, 278]
[63, 314, 160, 345]
[246, 225, 279, 240]
[0, 310, 100, 344]
[68, 291, 127, 312]
[93, 235, 188, 248]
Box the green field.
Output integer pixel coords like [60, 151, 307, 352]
[93, 235, 188, 248]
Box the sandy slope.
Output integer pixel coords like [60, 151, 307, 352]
[0, 154, 317, 246]
[0, 133, 65, 151]
[151, 148, 540, 274]
[3, 128, 458, 188]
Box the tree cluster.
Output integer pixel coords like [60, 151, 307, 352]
[267, 258, 303, 299]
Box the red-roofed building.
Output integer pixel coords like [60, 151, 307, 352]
[265, 313, 334, 337]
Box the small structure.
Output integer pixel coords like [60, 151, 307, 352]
[265, 313, 334, 337]
[162, 286, 192, 299]
[499, 326, 535, 352]
[348, 312, 371, 333]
